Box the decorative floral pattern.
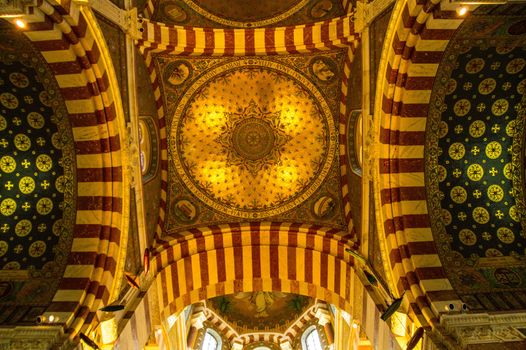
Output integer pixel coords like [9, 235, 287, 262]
[171, 59, 336, 219]
[0, 35, 74, 275]
[430, 45, 526, 261]
[427, 36, 526, 302]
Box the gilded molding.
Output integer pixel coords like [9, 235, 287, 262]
[0, 326, 71, 350]
[0, 0, 34, 17]
[354, 0, 396, 32]
[441, 313, 526, 348]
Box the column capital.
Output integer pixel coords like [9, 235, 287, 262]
[315, 305, 332, 326]
[354, 0, 396, 32]
[280, 340, 292, 350]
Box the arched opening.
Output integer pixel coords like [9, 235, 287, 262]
[301, 325, 323, 350]
[149, 224, 357, 321]
[201, 328, 222, 350]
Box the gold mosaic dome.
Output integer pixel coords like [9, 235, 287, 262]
[170, 59, 336, 218]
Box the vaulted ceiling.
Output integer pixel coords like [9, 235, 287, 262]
[151, 0, 344, 27]
[157, 54, 348, 234]
[426, 13, 526, 311]
[2, 0, 526, 348]
[208, 292, 313, 332]
[0, 25, 75, 324]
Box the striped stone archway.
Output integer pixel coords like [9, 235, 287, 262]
[372, 0, 465, 330]
[130, 9, 378, 347]
[148, 223, 358, 320]
[11, 0, 130, 340]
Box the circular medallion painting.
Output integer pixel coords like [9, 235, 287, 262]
[170, 59, 336, 218]
[181, 0, 308, 27]
[0, 30, 75, 311]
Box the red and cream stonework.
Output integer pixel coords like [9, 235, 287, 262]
[373, 0, 465, 331]
[10, 0, 130, 341]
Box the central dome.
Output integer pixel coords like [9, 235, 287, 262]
[170, 59, 335, 218]
[232, 117, 276, 161]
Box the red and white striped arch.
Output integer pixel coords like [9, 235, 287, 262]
[134, 9, 366, 341]
[17, 0, 129, 339]
[137, 14, 359, 57]
[149, 223, 358, 321]
[373, 0, 465, 329]
[339, 2, 360, 235]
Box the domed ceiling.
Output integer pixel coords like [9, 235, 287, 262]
[152, 0, 344, 28]
[208, 291, 313, 333]
[0, 26, 75, 324]
[157, 53, 347, 233]
[426, 15, 526, 311]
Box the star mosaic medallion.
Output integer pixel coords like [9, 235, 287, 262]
[157, 53, 348, 231]
[425, 16, 526, 310]
[215, 100, 291, 176]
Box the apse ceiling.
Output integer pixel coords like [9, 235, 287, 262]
[426, 15, 526, 311]
[157, 53, 347, 234]
[152, 0, 344, 28]
[208, 292, 313, 333]
[0, 26, 75, 324]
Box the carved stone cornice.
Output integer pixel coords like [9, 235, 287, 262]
[440, 313, 526, 348]
[0, 326, 72, 350]
[191, 302, 207, 329]
[0, 0, 35, 17]
[354, 0, 396, 32]
[72, 0, 139, 36]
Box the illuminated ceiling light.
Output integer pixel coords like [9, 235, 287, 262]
[14, 19, 26, 28]
[48, 315, 55, 323]
[456, 6, 468, 16]
[352, 322, 358, 329]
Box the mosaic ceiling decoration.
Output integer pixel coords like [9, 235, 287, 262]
[156, 53, 347, 233]
[0, 29, 75, 323]
[153, 0, 344, 28]
[208, 292, 313, 333]
[426, 16, 526, 311]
